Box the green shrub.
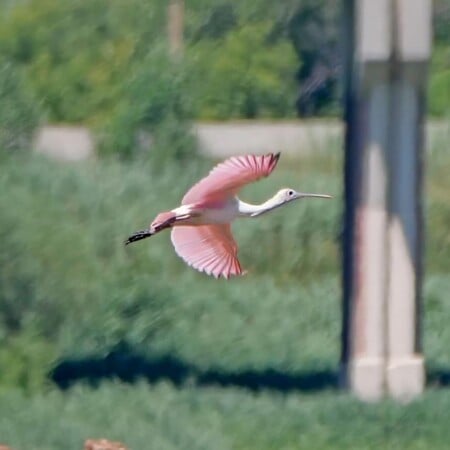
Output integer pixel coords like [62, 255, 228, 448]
[0, 139, 449, 391]
[0, 61, 41, 152]
[428, 46, 450, 117]
[1, 0, 448, 124]
[0, 151, 339, 389]
[98, 46, 197, 163]
[0, 155, 185, 361]
[0, 330, 56, 393]
[429, 70, 450, 117]
[0, 0, 166, 124]
[189, 22, 298, 119]
[2, 382, 450, 450]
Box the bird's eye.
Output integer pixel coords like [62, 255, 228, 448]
[288, 190, 294, 196]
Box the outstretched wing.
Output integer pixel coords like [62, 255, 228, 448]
[182, 153, 280, 205]
[171, 224, 243, 279]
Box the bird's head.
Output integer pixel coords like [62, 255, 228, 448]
[275, 188, 332, 205]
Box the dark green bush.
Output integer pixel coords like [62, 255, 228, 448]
[0, 155, 183, 361]
[2, 377, 450, 450]
[0, 0, 166, 124]
[1, 0, 448, 127]
[0, 151, 340, 392]
[1, 137, 450, 391]
[428, 46, 450, 117]
[0, 61, 41, 152]
[0, 330, 56, 393]
[98, 46, 198, 163]
[189, 22, 298, 119]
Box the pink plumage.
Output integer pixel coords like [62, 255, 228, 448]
[182, 153, 280, 205]
[125, 152, 331, 279]
[174, 153, 279, 278]
[171, 224, 242, 279]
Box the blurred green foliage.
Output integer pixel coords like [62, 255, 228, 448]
[189, 22, 298, 119]
[2, 381, 450, 449]
[428, 45, 450, 117]
[98, 45, 197, 162]
[0, 0, 448, 444]
[0, 0, 447, 133]
[0, 60, 41, 152]
[1, 138, 450, 393]
[0, 329, 56, 394]
[434, 0, 450, 44]
[0, 151, 341, 387]
[0, 0, 166, 124]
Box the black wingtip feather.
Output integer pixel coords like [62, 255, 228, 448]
[269, 152, 281, 171]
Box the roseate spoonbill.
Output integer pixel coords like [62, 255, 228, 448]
[126, 153, 331, 278]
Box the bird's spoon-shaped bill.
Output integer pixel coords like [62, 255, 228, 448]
[299, 193, 332, 199]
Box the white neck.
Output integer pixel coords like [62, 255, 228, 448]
[238, 195, 282, 217]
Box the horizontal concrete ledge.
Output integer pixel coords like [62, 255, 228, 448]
[34, 125, 95, 162]
[33, 120, 449, 161]
[194, 120, 342, 157]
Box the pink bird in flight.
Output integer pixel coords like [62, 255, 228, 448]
[126, 153, 331, 279]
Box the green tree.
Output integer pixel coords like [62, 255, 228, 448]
[0, 60, 41, 152]
[190, 22, 298, 119]
[0, 0, 166, 124]
[428, 45, 450, 117]
[99, 45, 197, 162]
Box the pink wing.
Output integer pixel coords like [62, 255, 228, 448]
[171, 224, 243, 279]
[182, 153, 280, 205]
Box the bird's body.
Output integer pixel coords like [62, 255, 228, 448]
[171, 197, 240, 225]
[126, 153, 331, 279]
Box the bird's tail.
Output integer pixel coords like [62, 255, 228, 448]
[125, 229, 153, 245]
[125, 211, 177, 245]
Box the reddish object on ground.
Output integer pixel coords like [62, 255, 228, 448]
[84, 439, 128, 450]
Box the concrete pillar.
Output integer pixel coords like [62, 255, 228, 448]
[385, 0, 431, 402]
[342, 0, 431, 402]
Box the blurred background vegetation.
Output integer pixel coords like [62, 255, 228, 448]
[0, 0, 448, 126]
[0, 0, 449, 448]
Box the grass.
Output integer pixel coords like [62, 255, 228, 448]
[2, 382, 450, 450]
[0, 134, 449, 449]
